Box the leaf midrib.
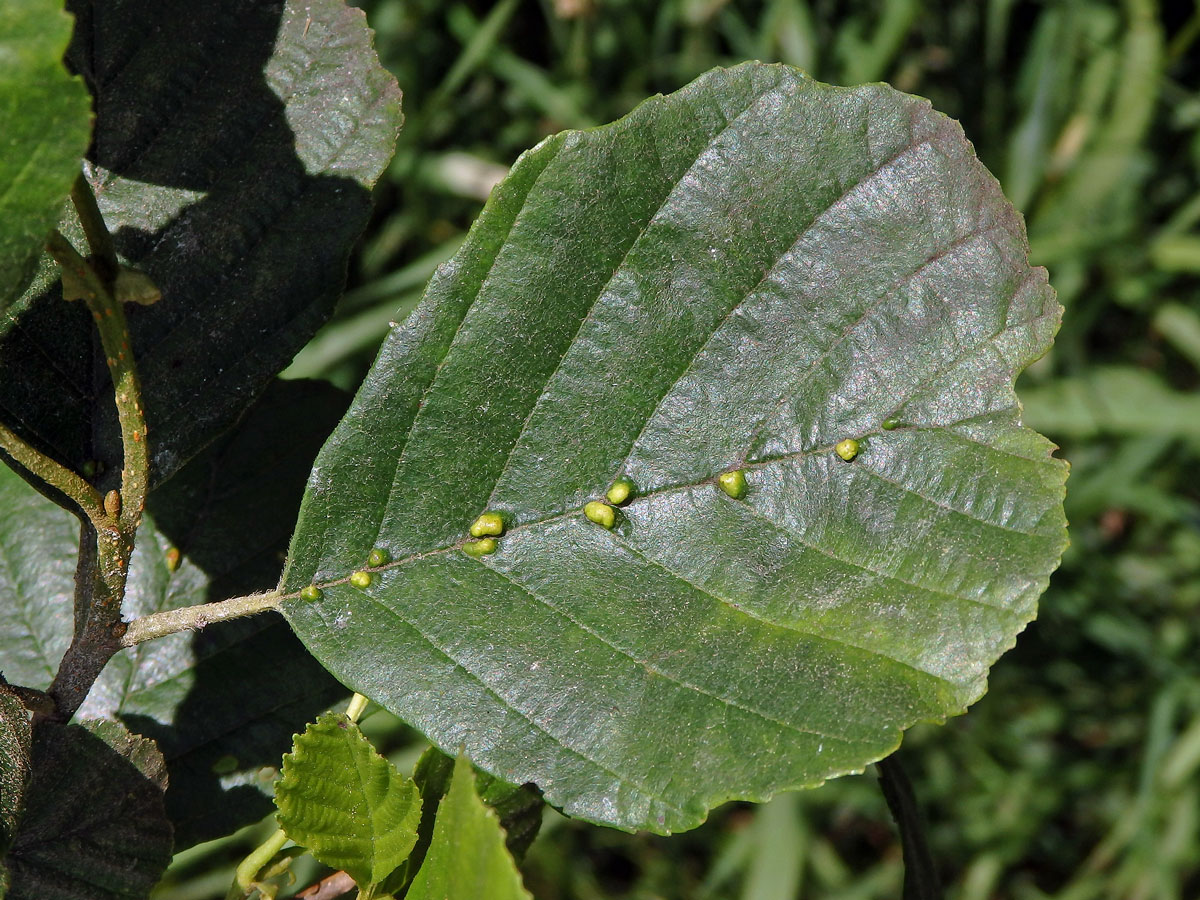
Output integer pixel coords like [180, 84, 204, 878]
[299, 419, 1057, 605]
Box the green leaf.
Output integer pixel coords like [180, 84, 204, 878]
[412, 748, 543, 864]
[0, 466, 77, 692]
[406, 755, 532, 900]
[0, 381, 349, 849]
[281, 62, 1068, 833]
[0, 685, 32, 857]
[4, 719, 172, 900]
[0, 0, 401, 487]
[0, 0, 92, 317]
[275, 713, 422, 891]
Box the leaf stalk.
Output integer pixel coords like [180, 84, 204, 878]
[120, 591, 284, 647]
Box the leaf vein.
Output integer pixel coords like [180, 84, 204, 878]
[347, 589, 692, 818]
[476, 558, 855, 744]
[483, 80, 795, 510]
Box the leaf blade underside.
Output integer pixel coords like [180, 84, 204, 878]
[282, 62, 1068, 833]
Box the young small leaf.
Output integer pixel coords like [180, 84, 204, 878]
[406, 755, 533, 900]
[275, 713, 422, 891]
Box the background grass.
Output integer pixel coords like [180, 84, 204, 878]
[158, 0, 1200, 897]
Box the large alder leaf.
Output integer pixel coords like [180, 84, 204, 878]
[281, 63, 1068, 833]
[0, 0, 92, 317]
[0, 0, 401, 488]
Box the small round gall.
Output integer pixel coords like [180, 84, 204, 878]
[835, 438, 860, 462]
[584, 501, 616, 529]
[469, 512, 505, 538]
[605, 476, 636, 506]
[717, 469, 748, 499]
[462, 538, 498, 557]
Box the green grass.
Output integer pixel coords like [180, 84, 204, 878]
[164, 0, 1200, 896]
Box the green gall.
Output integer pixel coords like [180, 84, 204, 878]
[165, 547, 181, 573]
[881, 417, 900, 430]
[300, 584, 323, 602]
[606, 476, 636, 506]
[462, 538, 498, 557]
[349, 570, 373, 589]
[717, 469, 747, 499]
[469, 511, 505, 538]
[367, 547, 389, 567]
[835, 438, 860, 461]
[584, 501, 616, 529]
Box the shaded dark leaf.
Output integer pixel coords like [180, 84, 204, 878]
[0, 0, 401, 489]
[5, 719, 171, 900]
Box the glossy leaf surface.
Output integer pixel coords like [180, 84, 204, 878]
[0, 0, 91, 316]
[0, 0, 401, 488]
[406, 755, 532, 900]
[275, 713, 422, 890]
[282, 63, 1068, 832]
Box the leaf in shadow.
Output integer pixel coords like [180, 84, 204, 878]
[0, 379, 350, 850]
[79, 379, 352, 848]
[0, 0, 401, 490]
[0, 683, 33, 857]
[4, 718, 171, 900]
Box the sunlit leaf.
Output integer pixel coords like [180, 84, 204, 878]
[282, 62, 1067, 832]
